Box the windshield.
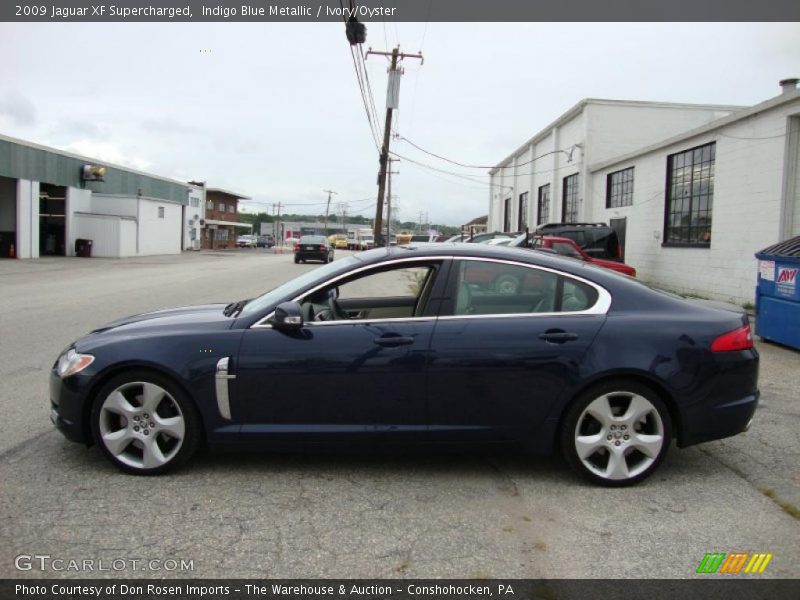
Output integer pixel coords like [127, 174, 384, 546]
[238, 256, 361, 318]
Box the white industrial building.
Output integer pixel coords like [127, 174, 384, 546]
[183, 182, 206, 250]
[488, 79, 800, 304]
[487, 99, 740, 233]
[0, 133, 190, 258]
[588, 80, 800, 304]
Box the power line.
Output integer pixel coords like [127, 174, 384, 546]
[396, 135, 577, 169]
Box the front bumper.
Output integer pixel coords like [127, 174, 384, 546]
[49, 370, 91, 444]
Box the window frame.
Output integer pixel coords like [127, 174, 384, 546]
[441, 257, 610, 319]
[251, 257, 451, 328]
[250, 256, 611, 328]
[537, 184, 551, 226]
[562, 173, 580, 223]
[663, 142, 715, 248]
[517, 191, 529, 231]
[606, 167, 635, 209]
[503, 197, 512, 232]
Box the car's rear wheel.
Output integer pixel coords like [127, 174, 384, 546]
[91, 371, 201, 475]
[561, 380, 671, 486]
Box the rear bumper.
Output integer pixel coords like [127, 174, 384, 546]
[679, 391, 759, 447]
[295, 251, 329, 261]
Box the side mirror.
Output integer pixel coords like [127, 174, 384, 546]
[271, 301, 303, 331]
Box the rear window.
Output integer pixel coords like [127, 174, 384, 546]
[300, 236, 326, 244]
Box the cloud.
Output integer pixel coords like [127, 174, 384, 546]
[0, 91, 36, 127]
[60, 139, 154, 172]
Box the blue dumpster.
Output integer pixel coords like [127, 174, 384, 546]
[754, 236, 800, 349]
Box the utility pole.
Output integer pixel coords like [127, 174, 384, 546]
[322, 189, 337, 236]
[366, 46, 423, 244]
[273, 202, 282, 247]
[386, 158, 399, 247]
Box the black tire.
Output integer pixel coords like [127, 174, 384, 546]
[294, 256, 299, 264]
[90, 370, 202, 475]
[560, 379, 672, 487]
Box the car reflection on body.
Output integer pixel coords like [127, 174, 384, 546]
[50, 244, 758, 485]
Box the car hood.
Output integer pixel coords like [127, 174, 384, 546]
[89, 304, 234, 335]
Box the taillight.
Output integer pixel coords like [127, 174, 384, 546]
[711, 325, 753, 352]
[317, 245, 325, 250]
[617, 244, 623, 259]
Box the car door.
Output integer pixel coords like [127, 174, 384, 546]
[234, 259, 447, 444]
[426, 258, 609, 443]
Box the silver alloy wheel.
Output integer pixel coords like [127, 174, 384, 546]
[98, 381, 186, 470]
[574, 391, 664, 481]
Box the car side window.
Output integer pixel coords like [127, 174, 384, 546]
[338, 266, 432, 301]
[300, 265, 437, 323]
[452, 260, 597, 316]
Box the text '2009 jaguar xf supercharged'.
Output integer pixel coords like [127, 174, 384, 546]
[50, 244, 759, 486]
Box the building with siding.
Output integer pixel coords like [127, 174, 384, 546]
[0, 133, 189, 258]
[201, 187, 252, 250]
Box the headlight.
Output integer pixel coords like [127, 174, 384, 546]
[56, 349, 95, 378]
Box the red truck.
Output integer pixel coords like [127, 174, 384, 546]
[531, 235, 636, 276]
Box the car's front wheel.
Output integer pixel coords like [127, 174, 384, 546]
[91, 371, 201, 475]
[561, 380, 671, 486]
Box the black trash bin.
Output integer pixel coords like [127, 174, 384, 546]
[75, 239, 93, 257]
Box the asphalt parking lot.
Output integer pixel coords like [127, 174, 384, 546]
[0, 250, 798, 579]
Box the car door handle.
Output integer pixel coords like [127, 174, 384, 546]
[539, 330, 579, 343]
[374, 335, 415, 347]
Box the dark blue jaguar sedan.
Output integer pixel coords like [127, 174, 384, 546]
[50, 244, 759, 485]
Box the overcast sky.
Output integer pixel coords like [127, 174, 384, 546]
[1, 22, 798, 225]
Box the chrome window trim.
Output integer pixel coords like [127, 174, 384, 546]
[250, 255, 612, 328]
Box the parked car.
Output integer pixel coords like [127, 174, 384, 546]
[333, 236, 349, 250]
[443, 233, 471, 243]
[236, 235, 257, 248]
[50, 244, 759, 486]
[484, 238, 512, 246]
[467, 231, 516, 244]
[409, 234, 439, 243]
[536, 222, 622, 261]
[294, 235, 334, 264]
[256, 235, 274, 248]
[510, 234, 636, 277]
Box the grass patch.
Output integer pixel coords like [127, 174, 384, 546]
[758, 487, 800, 519]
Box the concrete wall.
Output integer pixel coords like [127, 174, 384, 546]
[589, 98, 800, 305]
[65, 186, 91, 257]
[138, 198, 182, 256]
[73, 214, 129, 257]
[71, 194, 182, 257]
[16, 179, 39, 259]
